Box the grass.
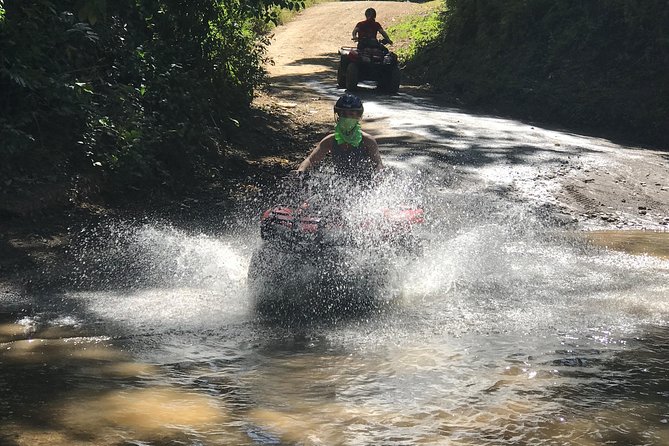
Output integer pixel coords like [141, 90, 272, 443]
[386, 1, 444, 64]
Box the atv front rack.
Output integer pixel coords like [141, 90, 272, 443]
[260, 206, 323, 247]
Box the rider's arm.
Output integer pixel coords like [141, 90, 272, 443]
[379, 28, 392, 44]
[297, 135, 334, 172]
[363, 133, 384, 170]
[352, 25, 359, 40]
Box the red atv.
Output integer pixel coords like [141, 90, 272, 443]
[338, 38, 401, 93]
[247, 172, 424, 318]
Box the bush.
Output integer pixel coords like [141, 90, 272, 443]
[0, 0, 302, 194]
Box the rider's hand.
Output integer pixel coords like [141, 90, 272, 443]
[290, 169, 309, 184]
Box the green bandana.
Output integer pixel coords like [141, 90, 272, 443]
[334, 117, 362, 147]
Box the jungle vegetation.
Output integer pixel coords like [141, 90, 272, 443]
[0, 0, 304, 198]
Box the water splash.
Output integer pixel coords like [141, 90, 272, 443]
[69, 221, 251, 291]
[54, 163, 669, 340]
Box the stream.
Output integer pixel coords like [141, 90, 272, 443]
[1, 91, 668, 446]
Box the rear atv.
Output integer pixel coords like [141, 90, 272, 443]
[337, 39, 401, 94]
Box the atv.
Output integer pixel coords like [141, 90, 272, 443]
[338, 38, 401, 94]
[247, 172, 424, 319]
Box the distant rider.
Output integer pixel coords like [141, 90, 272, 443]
[352, 7, 393, 52]
[296, 93, 383, 180]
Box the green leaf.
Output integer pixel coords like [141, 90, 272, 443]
[74, 82, 94, 94]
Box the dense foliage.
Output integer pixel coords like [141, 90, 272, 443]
[387, 1, 444, 64]
[408, 0, 669, 146]
[0, 0, 303, 193]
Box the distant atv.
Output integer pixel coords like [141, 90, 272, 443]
[338, 38, 401, 94]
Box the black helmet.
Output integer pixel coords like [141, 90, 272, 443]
[365, 8, 376, 19]
[334, 93, 363, 114]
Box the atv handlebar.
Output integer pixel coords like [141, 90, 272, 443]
[289, 170, 311, 191]
[352, 37, 393, 45]
[290, 170, 309, 180]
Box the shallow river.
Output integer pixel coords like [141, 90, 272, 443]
[2, 170, 668, 445]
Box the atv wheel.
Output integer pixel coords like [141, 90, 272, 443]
[345, 63, 359, 91]
[247, 244, 272, 297]
[387, 66, 401, 94]
[337, 60, 346, 88]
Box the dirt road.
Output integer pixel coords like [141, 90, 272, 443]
[258, 1, 433, 133]
[261, 1, 669, 231]
[265, 1, 429, 79]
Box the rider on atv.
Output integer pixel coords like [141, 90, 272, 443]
[296, 94, 383, 181]
[352, 8, 393, 53]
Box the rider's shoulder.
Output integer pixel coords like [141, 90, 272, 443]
[320, 133, 336, 145]
[361, 131, 377, 142]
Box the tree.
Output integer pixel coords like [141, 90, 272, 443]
[0, 0, 303, 190]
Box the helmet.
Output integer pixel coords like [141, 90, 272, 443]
[365, 8, 376, 19]
[334, 93, 364, 114]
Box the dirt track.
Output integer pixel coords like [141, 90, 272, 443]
[257, 1, 433, 132]
[260, 1, 669, 231]
[265, 1, 429, 79]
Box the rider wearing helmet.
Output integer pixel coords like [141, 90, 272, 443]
[352, 8, 393, 51]
[297, 93, 383, 179]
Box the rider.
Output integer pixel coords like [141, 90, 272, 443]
[296, 93, 383, 180]
[352, 7, 393, 52]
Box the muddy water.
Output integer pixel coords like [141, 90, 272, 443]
[2, 192, 669, 446]
[584, 230, 669, 259]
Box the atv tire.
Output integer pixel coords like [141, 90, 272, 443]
[345, 63, 359, 91]
[337, 61, 346, 88]
[386, 66, 401, 94]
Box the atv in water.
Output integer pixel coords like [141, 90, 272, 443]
[247, 172, 424, 320]
[338, 38, 401, 93]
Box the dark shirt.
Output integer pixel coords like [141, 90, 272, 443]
[331, 139, 374, 180]
[355, 19, 382, 40]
